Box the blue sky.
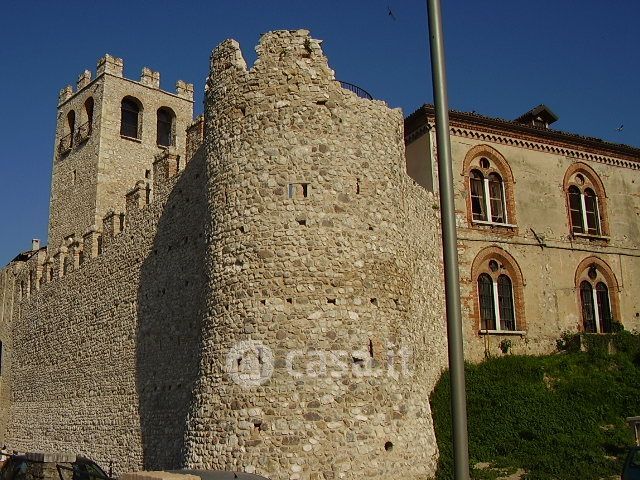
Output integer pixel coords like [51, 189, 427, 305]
[1, 0, 639, 265]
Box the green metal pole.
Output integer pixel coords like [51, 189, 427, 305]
[425, 1, 471, 479]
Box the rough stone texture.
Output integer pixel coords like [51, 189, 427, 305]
[6, 140, 207, 475]
[121, 472, 200, 480]
[181, 30, 446, 479]
[48, 55, 194, 253]
[405, 109, 640, 361]
[1, 31, 447, 480]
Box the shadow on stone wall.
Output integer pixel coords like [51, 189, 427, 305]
[136, 148, 207, 469]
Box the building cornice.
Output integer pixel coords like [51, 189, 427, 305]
[405, 105, 640, 171]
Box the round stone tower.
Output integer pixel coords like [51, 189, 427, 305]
[184, 30, 446, 479]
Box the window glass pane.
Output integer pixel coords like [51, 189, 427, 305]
[568, 186, 583, 234]
[121, 99, 140, 138]
[596, 282, 612, 333]
[470, 171, 486, 221]
[478, 274, 496, 330]
[497, 274, 515, 330]
[584, 189, 601, 235]
[488, 173, 505, 223]
[580, 281, 596, 332]
[157, 109, 174, 146]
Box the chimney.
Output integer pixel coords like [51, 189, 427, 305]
[31, 239, 41, 251]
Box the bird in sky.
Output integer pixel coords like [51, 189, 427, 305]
[387, 5, 396, 20]
[615, 124, 624, 132]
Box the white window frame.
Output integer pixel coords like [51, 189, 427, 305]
[589, 282, 612, 334]
[571, 181, 603, 237]
[470, 174, 513, 227]
[478, 275, 523, 334]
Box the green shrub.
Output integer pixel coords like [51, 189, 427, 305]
[431, 331, 640, 480]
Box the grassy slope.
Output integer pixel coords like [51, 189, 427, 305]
[430, 332, 640, 480]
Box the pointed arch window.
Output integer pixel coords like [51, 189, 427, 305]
[476, 262, 519, 333]
[469, 169, 508, 223]
[565, 168, 606, 238]
[577, 261, 616, 333]
[488, 173, 506, 223]
[465, 151, 514, 227]
[478, 273, 495, 329]
[470, 170, 486, 221]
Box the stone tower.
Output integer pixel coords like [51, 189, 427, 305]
[183, 30, 447, 479]
[48, 55, 194, 252]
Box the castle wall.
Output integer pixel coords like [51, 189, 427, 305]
[0, 263, 15, 439]
[182, 30, 446, 480]
[7, 139, 208, 474]
[6, 31, 447, 479]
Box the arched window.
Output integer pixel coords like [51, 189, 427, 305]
[84, 97, 94, 134]
[156, 107, 176, 147]
[470, 170, 486, 221]
[564, 166, 607, 237]
[66, 110, 76, 148]
[473, 249, 525, 333]
[120, 97, 142, 139]
[58, 110, 75, 156]
[478, 273, 495, 329]
[575, 258, 618, 333]
[468, 166, 507, 223]
[488, 173, 506, 223]
[463, 146, 515, 227]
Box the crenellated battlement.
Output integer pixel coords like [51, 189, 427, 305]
[16, 145, 186, 300]
[58, 53, 194, 106]
[6, 30, 447, 480]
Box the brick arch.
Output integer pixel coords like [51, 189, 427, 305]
[470, 245, 526, 331]
[563, 162, 607, 198]
[462, 144, 517, 228]
[574, 256, 621, 329]
[462, 144, 515, 184]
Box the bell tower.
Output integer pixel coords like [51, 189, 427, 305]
[48, 54, 194, 252]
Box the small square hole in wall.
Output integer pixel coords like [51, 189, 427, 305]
[72, 170, 77, 184]
[327, 298, 336, 305]
[288, 183, 310, 199]
[145, 169, 151, 179]
[297, 219, 307, 226]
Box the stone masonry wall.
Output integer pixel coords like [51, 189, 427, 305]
[7, 136, 207, 475]
[49, 77, 105, 252]
[0, 263, 15, 438]
[5, 30, 447, 480]
[48, 56, 194, 253]
[182, 30, 447, 480]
